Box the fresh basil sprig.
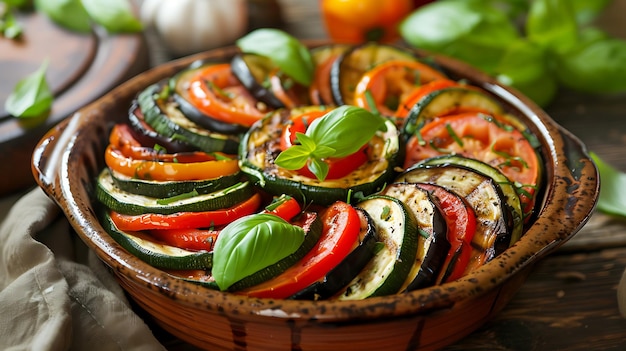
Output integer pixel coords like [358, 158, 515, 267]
[212, 213, 305, 291]
[236, 28, 314, 86]
[274, 105, 386, 181]
[399, 0, 625, 106]
[5, 60, 53, 118]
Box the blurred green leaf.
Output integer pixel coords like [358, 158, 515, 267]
[591, 152, 626, 217]
[526, 0, 578, 54]
[5, 60, 53, 118]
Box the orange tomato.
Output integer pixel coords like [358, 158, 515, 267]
[320, 0, 414, 43]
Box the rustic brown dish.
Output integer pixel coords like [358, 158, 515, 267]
[31, 43, 599, 351]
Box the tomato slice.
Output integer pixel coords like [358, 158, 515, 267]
[353, 60, 449, 116]
[405, 112, 539, 213]
[309, 54, 340, 105]
[417, 183, 477, 283]
[238, 201, 361, 299]
[109, 123, 214, 163]
[149, 228, 220, 252]
[279, 109, 369, 179]
[104, 145, 239, 181]
[109, 193, 262, 231]
[263, 195, 302, 222]
[186, 63, 267, 127]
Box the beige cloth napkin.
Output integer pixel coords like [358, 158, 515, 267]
[0, 187, 166, 351]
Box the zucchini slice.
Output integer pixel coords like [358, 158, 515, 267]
[107, 167, 242, 198]
[226, 212, 323, 292]
[100, 210, 213, 270]
[330, 42, 418, 105]
[289, 207, 379, 300]
[403, 86, 505, 137]
[96, 169, 254, 215]
[239, 108, 401, 205]
[338, 195, 419, 300]
[138, 83, 240, 154]
[381, 183, 450, 292]
[420, 155, 524, 245]
[172, 60, 249, 135]
[396, 162, 513, 273]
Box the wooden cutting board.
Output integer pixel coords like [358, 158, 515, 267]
[0, 11, 149, 196]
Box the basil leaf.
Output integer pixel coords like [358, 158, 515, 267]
[526, 0, 578, 54]
[5, 60, 53, 118]
[307, 157, 329, 181]
[399, 0, 520, 74]
[306, 105, 386, 158]
[212, 214, 305, 291]
[590, 152, 626, 217]
[81, 0, 142, 33]
[495, 39, 557, 107]
[571, 0, 613, 25]
[274, 144, 311, 170]
[34, 0, 91, 33]
[553, 37, 626, 94]
[236, 28, 314, 86]
[1, 10, 22, 39]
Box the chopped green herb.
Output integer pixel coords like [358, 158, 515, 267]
[156, 189, 199, 205]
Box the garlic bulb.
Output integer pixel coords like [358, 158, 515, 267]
[141, 0, 248, 56]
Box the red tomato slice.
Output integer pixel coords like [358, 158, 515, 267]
[353, 60, 449, 116]
[280, 109, 369, 180]
[109, 193, 262, 231]
[309, 54, 340, 105]
[417, 183, 477, 283]
[404, 112, 539, 213]
[262, 195, 302, 222]
[238, 201, 362, 299]
[149, 228, 220, 252]
[186, 63, 267, 127]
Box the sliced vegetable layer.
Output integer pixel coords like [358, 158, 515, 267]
[93, 36, 545, 301]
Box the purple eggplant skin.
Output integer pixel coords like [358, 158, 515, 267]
[127, 101, 198, 154]
[289, 208, 379, 301]
[230, 54, 286, 109]
[404, 192, 450, 292]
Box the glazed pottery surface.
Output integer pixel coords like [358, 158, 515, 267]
[31, 43, 599, 351]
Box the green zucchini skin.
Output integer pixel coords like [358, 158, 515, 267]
[402, 86, 505, 138]
[99, 209, 214, 270]
[381, 183, 450, 292]
[396, 162, 513, 268]
[239, 108, 401, 206]
[418, 155, 523, 246]
[108, 168, 242, 198]
[138, 82, 240, 154]
[289, 207, 379, 300]
[172, 60, 253, 135]
[338, 195, 419, 300]
[330, 42, 418, 106]
[226, 211, 323, 292]
[96, 170, 254, 215]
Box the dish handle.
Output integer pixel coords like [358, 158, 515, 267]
[31, 108, 108, 203]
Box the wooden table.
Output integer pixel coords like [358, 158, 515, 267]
[143, 0, 626, 349]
